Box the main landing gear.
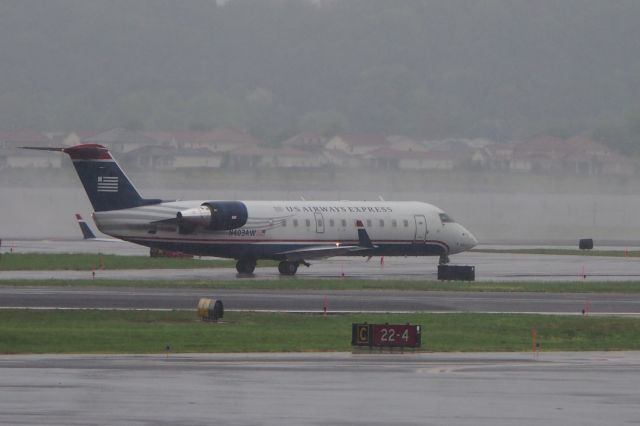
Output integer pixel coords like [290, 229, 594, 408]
[278, 261, 298, 276]
[236, 258, 256, 274]
[277, 260, 310, 276]
[439, 254, 450, 265]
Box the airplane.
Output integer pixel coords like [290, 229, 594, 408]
[24, 144, 477, 275]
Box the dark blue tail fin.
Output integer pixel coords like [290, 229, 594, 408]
[75, 213, 96, 239]
[23, 144, 161, 212]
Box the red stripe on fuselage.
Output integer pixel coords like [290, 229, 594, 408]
[114, 235, 450, 250]
[63, 144, 112, 161]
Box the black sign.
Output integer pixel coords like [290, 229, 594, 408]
[351, 323, 421, 348]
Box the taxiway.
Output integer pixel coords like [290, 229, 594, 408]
[1, 352, 639, 426]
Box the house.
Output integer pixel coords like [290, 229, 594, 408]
[60, 131, 98, 147]
[484, 142, 518, 171]
[1, 148, 61, 168]
[281, 132, 328, 152]
[510, 136, 574, 173]
[227, 146, 326, 169]
[144, 128, 263, 152]
[326, 133, 390, 155]
[360, 147, 457, 171]
[123, 146, 224, 170]
[322, 149, 363, 168]
[82, 128, 157, 154]
[600, 152, 636, 176]
[386, 135, 429, 152]
[507, 135, 635, 176]
[399, 150, 456, 170]
[0, 129, 50, 149]
[565, 135, 635, 176]
[0, 130, 60, 168]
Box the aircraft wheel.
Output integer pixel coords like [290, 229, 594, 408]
[236, 259, 256, 274]
[278, 261, 298, 276]
[439, 254, 450, 265]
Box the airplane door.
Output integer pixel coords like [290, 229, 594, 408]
[314, 212, 325, 233]
[414, 215, 427, 242]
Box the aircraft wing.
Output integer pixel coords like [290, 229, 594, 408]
[276, 244, 371, 261]
[275, 220, 376, 261]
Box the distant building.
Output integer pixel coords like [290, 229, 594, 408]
[281, 132, 328, 152]
[123, 146, 223, 170]
[490, 135, 636, 176]
[227, 146, 326, 169]
[362, 148, 455, 170]
[82, 128, 157, 154]
[326, 133, 390, 155]
[0, 129, 50, 149]
[0, 130, 61, 168]
[145, 128, 262, 152]
[387, 135, 429, 152]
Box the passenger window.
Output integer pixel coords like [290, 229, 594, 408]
[379, 219, 384, 227]
[282, 220, 287, 227]
[318, 220, 323, 227]
[391, 219, 397, 228]
[341, 219, 347, 227]
[329, 219, 335, 227]
[293, 219, 298, 227]
[366, 219, 372, 227]
[305, 219, 311, 227]
[403, 219, 409, 227]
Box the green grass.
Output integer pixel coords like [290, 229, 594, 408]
[0, 253, 241, 270]
[475, 248, 640, 257]
[2, 278, 640, 293]
[1, 310, 639, 354]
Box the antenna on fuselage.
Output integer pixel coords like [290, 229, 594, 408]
[378, 195, 385, 201]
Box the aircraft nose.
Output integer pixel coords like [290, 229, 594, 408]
[468, 231, 478, 249]
[461, 227, 478, 250]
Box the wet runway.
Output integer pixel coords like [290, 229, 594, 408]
[1, 351, 639, 426]
[2, 286, 639, 314]
[0, 238, 148, 256]
[3, 249, 640, 282]
[3, 241, 640, 313]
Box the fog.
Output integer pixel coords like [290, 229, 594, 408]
[2, 1, 640, 244]
[3, 182, 640, 244]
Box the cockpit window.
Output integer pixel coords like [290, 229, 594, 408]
[439, 213, 455, 224]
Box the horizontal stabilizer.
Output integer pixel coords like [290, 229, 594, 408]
[21, 146, 65, 152]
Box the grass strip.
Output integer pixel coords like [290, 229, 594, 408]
[0, 253, 240, 270]
[475, 248, 640, 257]
[2, 278, 640, 293]
[1, 310, 639, 354]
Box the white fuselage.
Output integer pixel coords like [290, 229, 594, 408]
[93, 200, 477, 260]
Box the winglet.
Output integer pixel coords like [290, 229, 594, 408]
[355, 220, 375, 248]
[75, 213, 97, 240]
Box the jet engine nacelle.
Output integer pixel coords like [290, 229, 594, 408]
[176, 201, 248, 234]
